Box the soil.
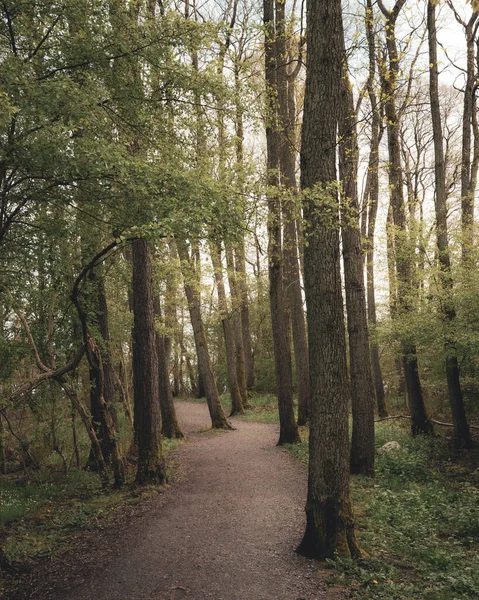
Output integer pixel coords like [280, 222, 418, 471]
[7, 402, 340, 600]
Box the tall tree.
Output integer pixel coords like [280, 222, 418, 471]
[132, 238, 166, 485]
[264, 0, 300, 445]
[364, 0, 387, 418]
[378, 0, 433, 435]
[428, 0, 472, 449]
[338, 58, 375, 477]
[297, 0, 360, 559]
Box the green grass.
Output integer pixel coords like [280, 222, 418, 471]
[284, 421, 479, 600]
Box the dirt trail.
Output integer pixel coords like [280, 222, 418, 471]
[50, 402, 332, 600]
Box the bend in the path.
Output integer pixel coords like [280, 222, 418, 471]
[51, 401, 334, 600]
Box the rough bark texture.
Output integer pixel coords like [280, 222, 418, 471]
[297, 0, 360, 559]
[428, 2, 472, 449]
[176, 239, 232, 430]
[264, 0, 300, 446]
[365, 0, 387, 418]
[339, 63, 376, 477]
[378, 0, 432, 436]
[153, 297, 183, 439]
[75, 264, 124, 488]
[210, 243, 245, 416]
[132, 238, 166, 485]
[276, 0, 310, 426]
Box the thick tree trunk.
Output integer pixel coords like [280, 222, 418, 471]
[378, 0, 432, 436]
[428, 2, 472, 449]
[132, 238, 166, 485]
[153, 297, 183, 439]
[339, 62, 375, 477]
[176, 240, 232, 429]
[210, 243, 245, 416]
[264, 0, 300, 446]
[297, 0, 360, 559]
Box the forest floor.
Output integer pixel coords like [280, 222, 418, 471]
[2, 401, 340, 600]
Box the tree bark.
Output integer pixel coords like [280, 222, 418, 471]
[428, 1, 472, 449]
[132, 238, 166, 485]
[264, 0, 300, 445]
[275, 0, 310, 426]
[365, 0, 387, 418]
[338, 59, 376, 477]
[297, 0, 360, 559]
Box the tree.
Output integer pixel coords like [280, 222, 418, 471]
[339, 56, 375, 477]
[132, 238, 166, 485]
[427, 0, 473, 448]
[264, 0, 300, 445]
[297, 0, 360, 559]
[377, 0, 433, 435]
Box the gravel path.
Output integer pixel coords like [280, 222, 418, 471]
[50, 402, 334, 600]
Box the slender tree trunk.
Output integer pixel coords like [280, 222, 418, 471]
[275, 0, 310, 426]
[365, 0, 387, 418]
[297, 0, 360, 559]
[428, 1, 472, 449]
[339, 60, 375, 477]
[225, 246, 249, 407]
[264, 0, 300, 446]
[378, 0, 432, 435]
[210, 243, 245, 416]
[176, 240, 232, 429]
[132, 238, 166, 485]
[459, 11, 479, 263]
[153, 297, 183, 439]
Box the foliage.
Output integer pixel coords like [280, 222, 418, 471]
[286, 422, 479, 600]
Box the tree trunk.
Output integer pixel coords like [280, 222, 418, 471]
[297, 0, 360, 559]
[176, 240, 232, 429]
[339, 59, 376, 478]
[225, 245, 249, 407]
[153, 297, 183, 439]
[264, 0, 300, 446]
[275, 0, 310, 426]
[378, 0, 432, 435]
[365, 0, 387, 418]
[210, 243, 245, 416]
[428, 1, 472, 449]
[459, 11, 479, 263]
[132, 238, 166, 485]
[73, 261, 125, 488]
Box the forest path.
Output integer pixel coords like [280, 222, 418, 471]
[51, 402, 334, 600]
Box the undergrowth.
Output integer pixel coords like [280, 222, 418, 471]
[0, 437, 183, 576]
[284, 422, 479, 600]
